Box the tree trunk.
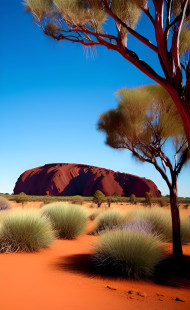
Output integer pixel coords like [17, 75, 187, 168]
[170, 175, 183, 259]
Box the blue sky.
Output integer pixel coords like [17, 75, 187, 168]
[0, 0, 189, 196]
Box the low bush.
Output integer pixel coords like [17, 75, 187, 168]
[41, 203, 89, 239]
[145, 192, 152, 207]
[180, 216, 190, 244]
[93, 190, 105, 208]
[71, 195, 84, 205]
[0, 208, 55, 252]
[128, 208, 172, 241]
[0, 197, 11, 211]
[94, 209, 128, 234]
[122, 220, 153, 234]
[93, 230, 164, 278]
[130, 194, 136, 204]
[89, 209, 102, 221]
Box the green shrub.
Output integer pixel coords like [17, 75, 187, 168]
[94, 209, 128, 233]
[145, 192, 152, 207]
[0, 208, 55, 252]
[130, 194, 136, 204]
[0, 197, 11, 211]
[93, 190, 105, 208]
[41, 203, 89, 239]
[94, 230, 164, 278]
[71, 195, 84, 205]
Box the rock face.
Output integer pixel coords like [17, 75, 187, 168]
[14, 163, 161, 197]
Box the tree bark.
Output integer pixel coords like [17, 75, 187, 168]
[170, 175, 183, 259]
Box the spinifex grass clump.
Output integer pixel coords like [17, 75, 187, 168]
[128, 208, 172, 242]
[93, 230, 164, 279]
[122, 220, 153, 234]
[41, 202, 89, 239]
[0, 197, 11, 211]
[180, 216, 190, 244]
[94, 209, 128, 234]
[0, 208, 55, 253]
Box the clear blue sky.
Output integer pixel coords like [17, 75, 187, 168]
[0, 1, 189, 197]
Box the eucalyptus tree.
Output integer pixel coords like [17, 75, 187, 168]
[98, 85, 190, 258]
[24, 0, 190, 145]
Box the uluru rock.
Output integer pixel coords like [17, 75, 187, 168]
[14, 163, 161, 197]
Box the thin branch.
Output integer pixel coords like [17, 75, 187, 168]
[103, 3, 158, 53]
[142, 7, 155, 26]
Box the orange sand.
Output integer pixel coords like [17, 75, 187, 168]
[0, 201, 189, 310]
[0, 235, 189, 310]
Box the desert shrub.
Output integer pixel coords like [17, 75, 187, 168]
[89, 203, 95, 208]
[0, 208, 55, 252]
[0, 197, 11, 211]
[71, 195, 84, 205]
[145, 192, 152, 207]
[180, 217, 190, 244]
[130, 194, 136, 204]
[183, 204, 189, 209]
[94, 209, 128, 234]
[93, 190, 105, 208]
[122, 220, 153, 234]
[41, 202, 89, 239]
[107, 198, 112, 208]
[157, 197, 168, 207]
[89, 209, 103, 221]
[93, 230, 164, 278]
[128, 208, 172, 242]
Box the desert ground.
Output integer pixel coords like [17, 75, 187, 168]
[0, 201, 189, 310]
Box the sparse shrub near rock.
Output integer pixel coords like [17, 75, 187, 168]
[145, 192, 152, 207]
[183, 204, 189, 210]
[130, 194, 136, 205]
[41, 203, 89, 239]
[157, 197, 168, 207]
[94, 209, 127, 234]
[93, 230, 164, 278]
[71, 195, 84, 205]
[107, 198, 112, 208]
[0, 197, 11, 211]
[89, 203, 95, 208]
[0, 208, 55, 252]
[93, 190, 105, 208]
[89, 209, 102, 221]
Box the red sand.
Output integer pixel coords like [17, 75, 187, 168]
[0, 235, 190, 310]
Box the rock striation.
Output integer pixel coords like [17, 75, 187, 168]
[14, 163, 161, 197]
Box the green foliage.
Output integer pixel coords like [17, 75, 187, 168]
[0, 197, 11, 211]
[94, 230, 164, 278]
[71, 195, 84, 205]
[145, 192, 152, 207]
[94, 209, 127, 233]
[93, 190, 105, 207]
[0, 208, 55, 252]
[130, 194, 136, 204]
[98, 85, 187, 151]
[41, 202, 89, 239]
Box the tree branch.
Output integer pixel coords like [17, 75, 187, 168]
[103, 3, 158, 53]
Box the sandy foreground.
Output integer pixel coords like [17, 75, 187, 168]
[0, 201, 189, 310]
